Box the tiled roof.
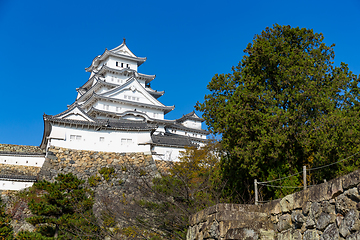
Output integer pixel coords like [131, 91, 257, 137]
[146, 88, 164, 99]
[86, 49, 146, 72]
[98, 65, 156, 82]
[44, 115, 157, 131]
[151, 133, 198, 148]
[54, 104, 95, 121]
[167, 123, 209, 134]
[176, 111, 204, 123]
[0, 174, 37, 182]
[82, 93, 175, 114]
[0, 152, 45, 157]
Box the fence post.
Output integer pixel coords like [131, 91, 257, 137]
[254, 179, 258, 205]
[303, 165, 307, 190]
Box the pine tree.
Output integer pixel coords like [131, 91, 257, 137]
[19, 173, 102, 240]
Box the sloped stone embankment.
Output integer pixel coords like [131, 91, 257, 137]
[187, 169, 360, 240]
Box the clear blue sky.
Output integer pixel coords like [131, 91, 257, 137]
[0, 0, 359, 146]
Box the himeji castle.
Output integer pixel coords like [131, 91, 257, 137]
[40, 39, 208, 161]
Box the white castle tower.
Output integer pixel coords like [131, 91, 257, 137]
[40, 40, 208, 161]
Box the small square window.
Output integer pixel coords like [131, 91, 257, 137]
[99, 137, 105, 142]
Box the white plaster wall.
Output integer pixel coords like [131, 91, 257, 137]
[167, 128, 206, 140]
[152, 146, 185, 162]
[104, 73, 129, 85]
[48, 125, 152, 153]
[0, 155, 45, 167]
[0, 181, 34, 191]
[182, 119, 202, 130]
[93, 100, 164, 120]
[105, 56, 137, 71]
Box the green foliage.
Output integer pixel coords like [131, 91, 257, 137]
[88, 175, 101, 187]
[99, 167, 115, 182]
[0, 197, 13, 240]
[20, 173, 103, 239]
[16, 231, 52, 240]
[121, 166, 127, 172]
[196, 24, 360, 201]
[133, 141, 227, 239]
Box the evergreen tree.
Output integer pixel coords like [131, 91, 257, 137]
[18, 173, 102, 240]
[196, 24, 360, 201]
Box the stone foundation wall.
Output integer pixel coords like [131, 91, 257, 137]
[187, 169, 360, 240]
[0, 144, 44, 178]
[0, 165, 41, 177]
[0, 144, 44, 154]
[38, 146, 160, 198]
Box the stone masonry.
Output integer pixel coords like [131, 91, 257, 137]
[187, 169, 360, 240]
[0, 144, 44, 154]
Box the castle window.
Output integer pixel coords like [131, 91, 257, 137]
[116, 62, 119, 66]
[116, 107, 121, 112]
[121, 63, 124, 67]
[126, 64, 129, 68]
[70, 135, 82, 141]
[99, 137, 105, 142]
[121, 138, 132, 145]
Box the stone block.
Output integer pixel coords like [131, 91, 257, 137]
[277, 229, 302, 240]
[336, 195, 357, 215]
[339, 209, 360, 238]
[225, 228, 259, 240]
[303, 201, 311, 216]
[321, 201, 335, 214]
[291, 210, 305, 227]
[342, 170, 360, 190]
[277, 214, 292, 232]
[320, 223, 339, 240]
[310, 202, 322, 219]
[316, 212, 335, 231]
[280, 194, 295, 213]
[259, 229, 276, 240]
[262, 198, 281, 214]
[303, 229, 320, 240]
[345, 188, 360, 202]
[347, 231, 360, 240]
